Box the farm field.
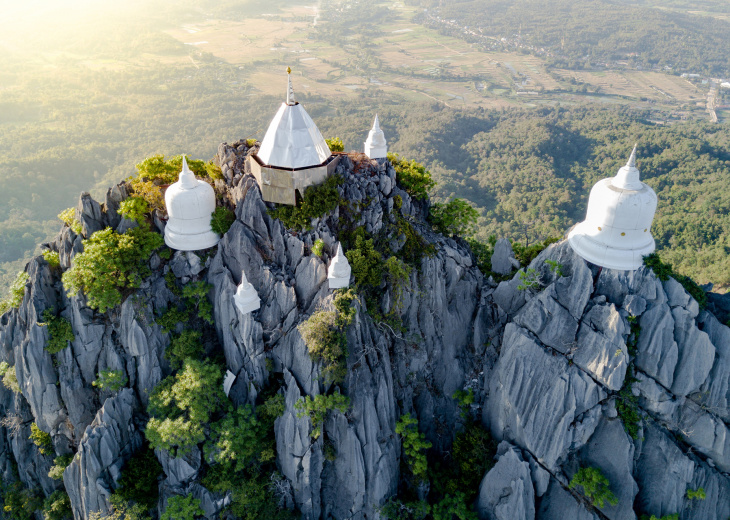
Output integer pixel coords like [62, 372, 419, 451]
[163, 0, 714, 119]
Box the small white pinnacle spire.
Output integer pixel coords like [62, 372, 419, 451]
[364, 114, 388, 159]
[179, 155, 197, 189]
[612, 144, 642, 190]
[286, 67, 296, 105]
[233, 269, 260, 315]
[626, 144, 637, 168]
[328, 242, 351, 289]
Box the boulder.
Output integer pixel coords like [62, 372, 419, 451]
[476, 442, 535, 520]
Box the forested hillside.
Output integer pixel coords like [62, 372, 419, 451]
[313, 103, 730, 289]
[415, 0, 730, 76]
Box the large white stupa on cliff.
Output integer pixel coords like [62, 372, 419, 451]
[164, 156, 220, 251]
[568, 146, 657, 271]
[248, 68, 339, 205]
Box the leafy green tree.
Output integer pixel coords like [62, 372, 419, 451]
[379, 499, 430, 520]
[118, 197, 149, 225]
[325, 137, 344, 152]
[206, 405, 274, 471]
[165, 330, 204, 370]
[48, 454, 74, 480]
[0, 271, 28, 315]
[114, 446, 162, 511]
[430, 493, 477, 520]
[62, 226, 164, 313]
[146, 359, 225, 455]
[161, 495, 204, 520]
[41, 309, 74, 354]
[295, 393, 350, 439]
[268, 175, 344, 230]
[30, 423, 53, 456]
[396, 414, 431, 480]
[345, 229, 382, 287]
[42, 250, 60, 269]
[686, 487, 706, 500]
[210, 206, 235, 235]
[387, 153, 435, 200]
[0, 362, 21, 393]
[429, 199, 479, 237]
[182, 281, 214, 324]
[42, 491, 72, 520]
[569, 467, 619, 508]
[57, 208, 82, 235]
[384, 256, 411, 314]
[1, 481, 42, 520]
[92, 370, 127, 393]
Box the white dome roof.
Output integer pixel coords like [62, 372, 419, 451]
[164, 157, 220, 251]
[568, 146, 657, 271]
[256, 72, 331, 169]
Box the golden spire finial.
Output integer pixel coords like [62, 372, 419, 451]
[287, 66, 292, 74]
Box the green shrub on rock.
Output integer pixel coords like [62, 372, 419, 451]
[295, 392, 350, 439]
[0, 271, 29, 316]
[387, 153, 435, 200]
[1, 480, 42, 520]
[118, 196, 149, 225]
[325, 137, 344, 152]
[42, 491, 72, 520]
[42, 250, 60, 269]
[30, 423, 53, 455]
[62, 226, 164, 313]
[58, 208, 82, 235]
[92, 370, 127, 393]
[41, 309, 74, 354]
[569, 466, 618, 508]
[161, 495, 204, 520]
[395, 414, 431, 480]
[146, 359, 225, 455]
[268, 175, 344, 230]
[0, 362, 21, 393]
[48, 454, 74, 480]
[165, 330, 204, 370]
[114, 446, 162, 510]
[210, 206, 235, 235]
[345, 229, 382, 287]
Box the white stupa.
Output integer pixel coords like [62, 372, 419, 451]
[568, 146, 657, 271]
[364, 114, 388, 159]
[233, 270, 260, 315]
[249, 68, 339, 205]
[327, 243, 351, 289]
[164, 156, 220, 251]
[256, 69, 331, 169]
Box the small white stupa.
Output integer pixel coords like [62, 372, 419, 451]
[233, 270, 260, 315]
[364, 114, 388, 159]
[568, 145, 657, 271]
[164, 156, 220, 251]
[327, 243, 351, 289]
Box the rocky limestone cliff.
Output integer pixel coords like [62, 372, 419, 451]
[0, 141, 729, 520]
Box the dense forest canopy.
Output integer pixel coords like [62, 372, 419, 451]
[416, 0, 730, 76]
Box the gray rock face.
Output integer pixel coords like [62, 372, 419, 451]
[577, 417, 637, 520]
[537, 479, 599, 520]
[64, 390, 142, 519]
[572, 304, 628, 391]
[4, 147, 730, 520]
[477, 442, 535, 520]
[486, 323, 605, 471]
[490, 239, 518, 275]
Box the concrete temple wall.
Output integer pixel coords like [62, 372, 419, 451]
[248, 154, 340, 205]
